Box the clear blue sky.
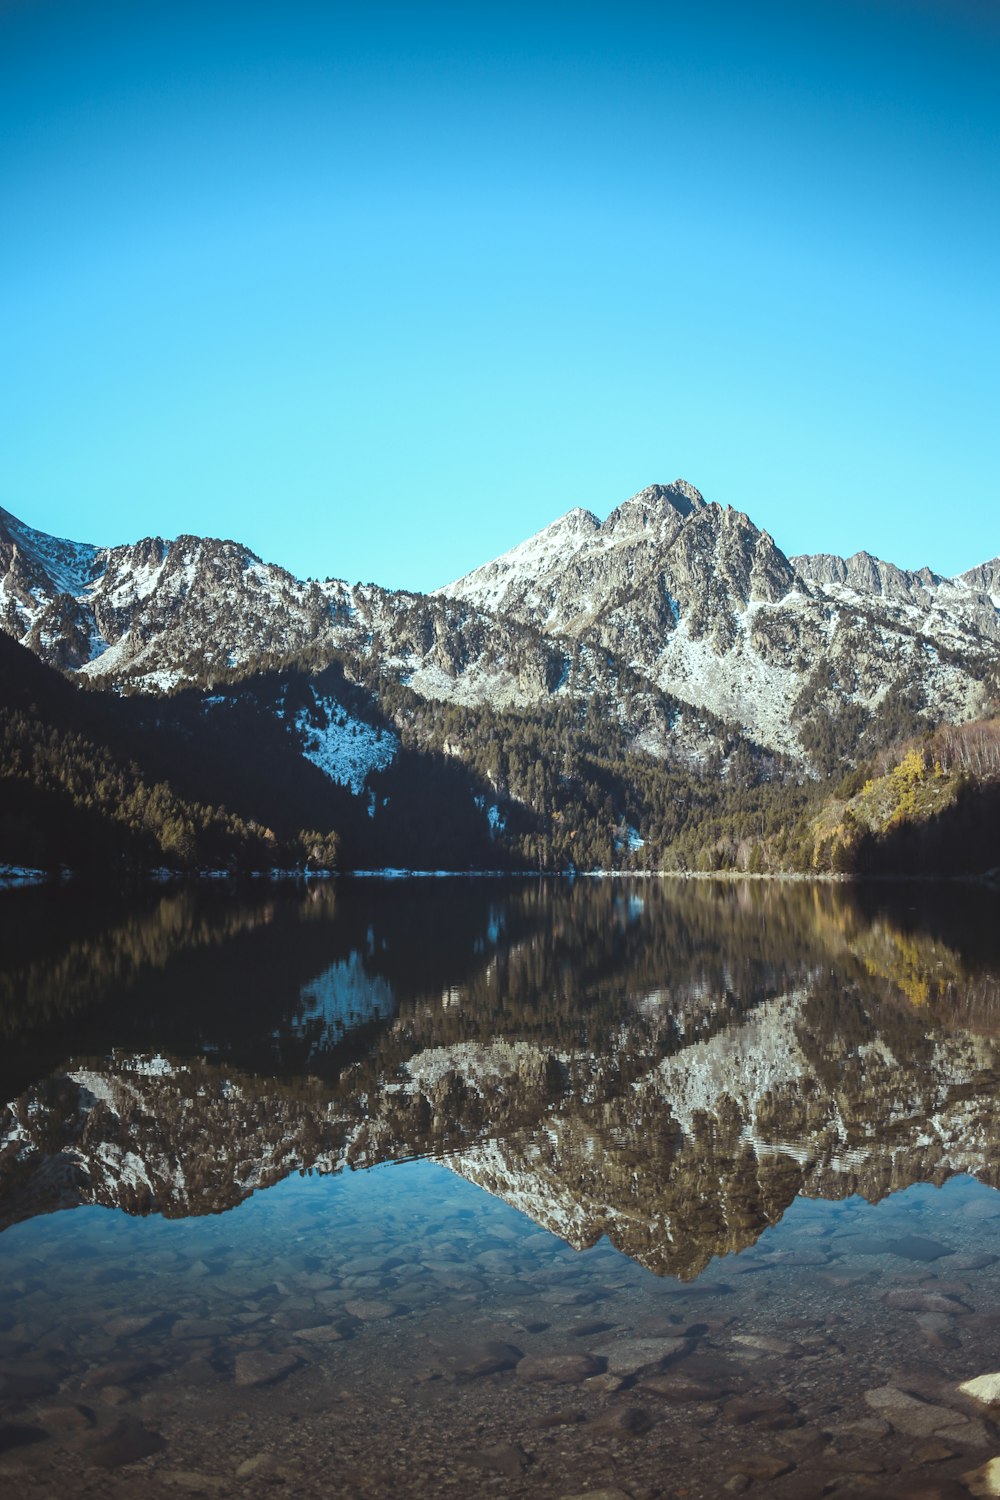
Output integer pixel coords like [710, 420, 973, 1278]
[1, 0, 997, 590]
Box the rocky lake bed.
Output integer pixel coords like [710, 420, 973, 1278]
[5, 877, 1000, 1497]
[6, 1167, 1000, 1498]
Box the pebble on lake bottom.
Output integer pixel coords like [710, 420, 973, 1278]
[963, 1457, 1000, 1498]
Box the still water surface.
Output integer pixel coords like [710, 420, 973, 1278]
[3, 877, 1000, 1498]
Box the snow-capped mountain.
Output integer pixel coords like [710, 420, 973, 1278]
[2, 480, 997, 767]
[436, 481, 708, 624]
[438, 481, 997, 755]
[0, 504, 574, 714]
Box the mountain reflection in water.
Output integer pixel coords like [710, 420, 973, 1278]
[3, 877, 1000, 1280]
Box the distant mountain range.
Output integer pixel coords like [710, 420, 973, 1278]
[3, 481, 997, 756]
[1, 482, 997, 872]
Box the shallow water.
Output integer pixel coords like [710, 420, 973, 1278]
[3, 876, 1000, 1498]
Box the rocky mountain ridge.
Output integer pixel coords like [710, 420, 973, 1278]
[1, 483, 997, 773]
[440, 481, 999, 757]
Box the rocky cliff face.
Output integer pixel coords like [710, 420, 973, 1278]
[794, 547, 1000, 644]
[2, 481, 996, 767]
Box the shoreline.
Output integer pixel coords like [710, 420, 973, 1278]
[3, 863, 998, 891]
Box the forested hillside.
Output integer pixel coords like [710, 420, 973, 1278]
[0, 636, 337, 874]
[806, 719, 1000, 877]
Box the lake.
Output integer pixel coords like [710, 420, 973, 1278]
[2, 876, 1000, 1499]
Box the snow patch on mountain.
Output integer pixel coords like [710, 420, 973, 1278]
[294, 695, 398, 793]
[401, 1039, 557, 1094]
[74, 635, 125, 676]
[658, 612, 805, 754]
[405, 658, 558, 711]
[446, 1137, 597, 1247]
[103, 552, 171, 608]
[68, 1069, 129, 1112]
[131, 668, 183, 693]
[123, 1053, 175, 1078]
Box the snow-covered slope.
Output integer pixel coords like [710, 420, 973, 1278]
[293, 689, 399, 793]
[437, 482, 704, 629]
[0, 507, 100, 598]
[437, 505, 602, 619]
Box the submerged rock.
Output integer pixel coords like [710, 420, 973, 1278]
[292, 1324, 350, 1344]
[235, 1452, 296, 1480]
[721, 1394, 797, 1428]
[105, 1314, 159, 1339]
[34, 1403, 94, 1435]
[884, 1235, 953, 1262]
[83, 1418, 167, 1468]
[464, 1441, 531, 1477]
[960, 1373, 1000, 1406]
[232, 1349, 300, 1388]
[452, 1341, 524, 1377]
[963, 1458, 1000, 1498]
[171, 1318, 232, 1340]
[591, 1337, 685, 1376]
[731, 1333, 804, 1358]
[730, 1455, 795, 1480]
[915, 1441, 958, 1463]
[343, 1298, 399, 1320]
[883, 1290, 969, 1314]
[640, 1371, 731, 1402]
[588, 1404, 654, 1436]
[516, 1352, 603, 1384]
[863, 1385, 969, 1439]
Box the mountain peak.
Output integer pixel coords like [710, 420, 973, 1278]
[632, 479, 706, 515]
[561, 505, 602, 530]
[533, 505, 601, 540]
[0, 504, 102, 600]
[666, 478, 706, 509]
[434, 505, 600, 602]
[604, 479, 706, 535]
